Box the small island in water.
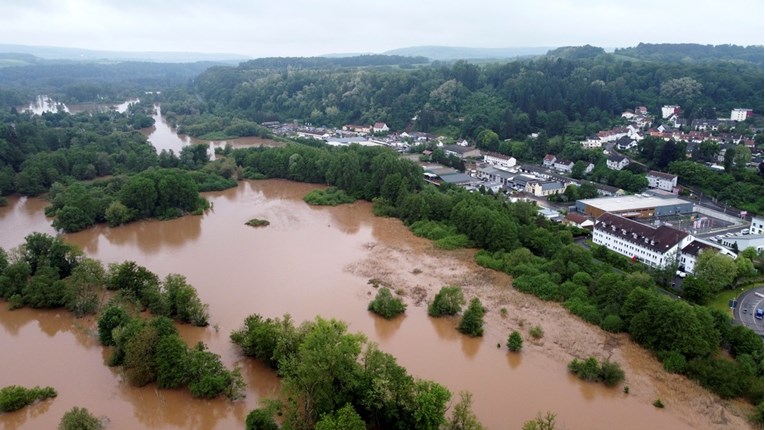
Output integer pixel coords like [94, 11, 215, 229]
[245, 218, 270, 227]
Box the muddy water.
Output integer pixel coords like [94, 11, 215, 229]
[141, 106, 284, 156]
[0, 181, 713, 430]
[20, 96, 138, 115]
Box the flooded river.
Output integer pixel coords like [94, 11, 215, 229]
[0, 111, 748, 429]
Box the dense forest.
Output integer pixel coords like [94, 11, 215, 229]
[614, 43, 764, 65]
[175, 47, 763, 137]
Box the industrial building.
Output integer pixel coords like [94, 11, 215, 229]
[575, 194, 693, 219]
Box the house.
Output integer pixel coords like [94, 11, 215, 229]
[583, 162, 595, 174]
[679, 240, 736, 273]
[592, 213, 693, 268]
[552, 159, 575, 174]
[646, 171, 678, 193]
[483, 152, 517, 168]
[456, 139, 470, 147]
[731, 108, 753, 122]
[661, 105, 680, 119]
[606, 153, 630, 170]
[581, 137, 603, 149]
[750, 217, 764, 235]
[525, 181, 565, 197]
[590, 182, 625, 197]
[615, 135, 638, 151]
[542, 154, 557, 167]
[373, 122, 389, 133]
[564, 212, 594, 229]
[635, 106, 648, 115]
[443, 145, 481, 159]
[691, 119, 721, 132]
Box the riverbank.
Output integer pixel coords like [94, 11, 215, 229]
[347, 234, 752, 430]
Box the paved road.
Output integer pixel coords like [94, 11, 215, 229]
[734, 287, 764, 336]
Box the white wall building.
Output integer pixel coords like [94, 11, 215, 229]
[646, 171, 678, 192]
[750, 217, 763, 235]
[731, 108, 753, 122]
[679, 240, 736, 273]
[606, 154, 630, 171]
[662, 105, 680, 119]
[592, 213, 693, 268]
[483, 152, 517, 168]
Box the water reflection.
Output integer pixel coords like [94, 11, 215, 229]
[460, 334, 482, 359]
[372, 311, 405, 341]
[506, 351, 522, 369]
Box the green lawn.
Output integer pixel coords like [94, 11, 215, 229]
[708, 289, 742, 318]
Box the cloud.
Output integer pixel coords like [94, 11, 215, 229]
[0, 0, 761, 56]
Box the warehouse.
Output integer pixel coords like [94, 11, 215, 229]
[575, 194, 693, 219]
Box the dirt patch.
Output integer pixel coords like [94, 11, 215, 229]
[346, 238, 753, 430]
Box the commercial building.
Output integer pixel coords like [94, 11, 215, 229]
[593, 213, 692, 268]
[482, 152, 517, 168]
[575, 194, 693, 219]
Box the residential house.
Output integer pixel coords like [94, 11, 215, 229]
[343, 124, 371, 134]
[592, 213, 693, 268]
[581, 137, 603, 149]
[564, 212, 594, 229]
[542, 154, 557, 167]
[583, 162, 595, 174]
[373, 122, 389, 133]
[615, 135, 638, 151]
[483, 152, 517, 168]
[443, 145, 481, 159]
[646, 171, 678, 193]
[525, 181, 565, 197]
[552, 159, 575, 174]
[691, 119, 721, 132]
[661, 105, 681, 119]
[606, 153, 630, 170]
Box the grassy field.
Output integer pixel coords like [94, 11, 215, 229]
[708, 289, 739, 318]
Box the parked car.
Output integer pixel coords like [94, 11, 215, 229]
[675, 270, 687, 278]
[756, 308, 764, 320]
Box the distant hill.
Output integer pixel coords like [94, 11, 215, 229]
[0, 44, 248, 64]
[238, 55, 429, 70]
[544, 45, 606, 60]
[613, 43, 764, 65]
[382, 46, 551, 61]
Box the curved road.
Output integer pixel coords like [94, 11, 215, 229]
[734, 287, 764, 336]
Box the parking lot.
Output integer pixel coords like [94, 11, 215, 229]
[734, 287, 764, 336]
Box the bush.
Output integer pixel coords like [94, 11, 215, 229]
[59, 407, 103, 430]
[653, 398, 664, 408]
[507, 331, 523, 352]
[600, 314, 624, 333]
[661, 351, 687, 374]
[303, 187, 355, 206]
[0, 385, 57, 413]
[458, 298, 485, 337]
[529, 325, 544, 339]
[245, 408, 278, 430]
[368, 287, 406, 319]
[568, 357, 625, 387]
[428, 286, 465, 317]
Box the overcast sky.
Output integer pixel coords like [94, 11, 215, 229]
[1, 0, 763, 57]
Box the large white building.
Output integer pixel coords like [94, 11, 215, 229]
[730, 108, 753, 122]
[593, 213, 692, 268]
[646, 171, 678, 192]
[482, 152, 517, 168]
[661, 105, 680, 119]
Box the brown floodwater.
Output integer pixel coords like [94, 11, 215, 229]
[19, 96, 138, 115]
[141, 106, 284, 156]
[0, 180, 710, 430]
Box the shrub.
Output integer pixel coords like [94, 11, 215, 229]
[0, 385, 57, 413]
[661, 351, 687, 374]
[529, 325, 544, 339]
[653, 399, 664, 408]
[246, 408, 278, 430]
[245, 218, 270, 228]
[59, 407, 103, 430]
[600, 314, 624, 333]
[568, 357, 625, 387]
[458, 298, 485, 337]
[507, 331, 523, 352]
[368, 287, 406, 319]
[428, 286, 465, 317]
[303, 187, 355, 206]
